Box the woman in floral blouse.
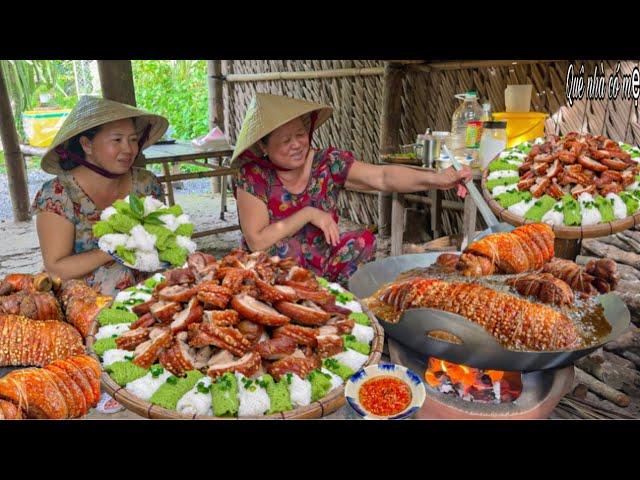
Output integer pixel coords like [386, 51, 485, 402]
[32, 96, 168, 296]
[231, 93, 471, 286]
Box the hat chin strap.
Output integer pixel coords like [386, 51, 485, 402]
[55, 124, 152, 179]
[240, 111, 319, 171]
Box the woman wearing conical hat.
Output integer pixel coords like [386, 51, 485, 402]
[32, 96, 169, 296]
[232, 93, 471, 286]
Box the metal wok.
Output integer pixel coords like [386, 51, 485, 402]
[349, 253, 630, 371]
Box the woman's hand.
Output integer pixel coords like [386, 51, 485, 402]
[97, 249, 116, 265]
[306, 207, 340, 247]
[435, 165, 473, 190]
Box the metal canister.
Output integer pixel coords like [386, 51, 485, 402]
[422, 131, 449, 168]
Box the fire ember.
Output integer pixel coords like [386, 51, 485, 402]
[424, 357, 523, 404]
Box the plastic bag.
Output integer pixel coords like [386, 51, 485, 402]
[22, 109, 71, 147]
[191, 126, 231, 150]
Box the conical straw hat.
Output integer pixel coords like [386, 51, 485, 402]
[41, 96, 169, 175]
[230, 93, 333, 168]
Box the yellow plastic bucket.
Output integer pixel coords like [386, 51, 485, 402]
[22, 109, 71, 147]
[492, 112, 548, 148]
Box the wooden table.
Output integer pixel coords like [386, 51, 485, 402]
[386, 163, 483, 256]
[143, 142, 240, 238]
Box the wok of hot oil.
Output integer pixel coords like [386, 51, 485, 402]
[393, 265, 613, 348]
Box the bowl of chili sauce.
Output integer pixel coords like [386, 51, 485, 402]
[345, 363, 426, 420]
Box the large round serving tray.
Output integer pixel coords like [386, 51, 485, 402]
[481, 170, 640, 240]
[85, 306, 384, 420]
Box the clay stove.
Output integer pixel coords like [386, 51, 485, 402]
[389, 340, 575, 420]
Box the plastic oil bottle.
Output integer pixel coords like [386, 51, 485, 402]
[449, 91, 483, 166]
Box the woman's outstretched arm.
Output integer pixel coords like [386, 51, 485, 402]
[345, 160, 472, 193]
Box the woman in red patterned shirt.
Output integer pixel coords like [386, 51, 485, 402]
[232, 93, 471, 286]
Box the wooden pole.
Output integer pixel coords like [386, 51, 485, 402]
[408, 60, 554, 72]
[225, 67, 384, 83]
[0, 64, 31, 222]
[378, 62, 405, 240]
[97, 60, 137, 106]
[207, 60, 226, 197]
[207, 61, 221, 195]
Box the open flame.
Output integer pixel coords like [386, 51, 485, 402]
[424, 357, 523, 403]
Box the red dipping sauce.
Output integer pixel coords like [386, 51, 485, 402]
[359, 376, 412, 417]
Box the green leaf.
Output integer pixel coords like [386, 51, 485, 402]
[143, 216, 166, 226]
[196, 382, 211, 394]
[129, 194, 144, 219]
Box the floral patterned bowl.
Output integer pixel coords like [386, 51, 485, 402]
[345, 363, 426, 420]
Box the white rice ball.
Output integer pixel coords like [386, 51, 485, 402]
[541, 201, 564, 226]
[102, 349, 132, 367]
[488, 170, 519, 181]
[288, 374, 312, 408]
[95, 323, 130, 340]
[114, 290, 135, 303]
[176, 235, 197, 254]
[126, 370, 172, 401]
[340, 300, 362, 312]
[321, 368, 344, 391]
[508, 198, 536, 218]
[175, 214, 191, 225]
[327, 282, 362, 312]
[491, 184, 518, 197]
[98, 233, 129, 253]
[578, 193, 602, 226]
[236, 373, 270, 417]
[331, 350, 369, 372]
[606, 193, 627, 219]
[114, 290, 153, 304]
[159, 214, 179, 232]
[143, 196, 165, 216]
[499, 150, 526, 160]
[100, 206, 117, 221]
[126, 225, 157, 252]
[176, 377, 213, 416]
[352, 324, 375, 345]
[133, 250, 161, 272]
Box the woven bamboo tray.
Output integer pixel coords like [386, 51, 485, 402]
[85, 310, 384, 420]
[481, 169, 640, 240]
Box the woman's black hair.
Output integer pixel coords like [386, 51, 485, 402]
[60, 125, 102, 170]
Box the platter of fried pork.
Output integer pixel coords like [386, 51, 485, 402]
[352, 223, 630, 371]
[482, 134, 640, 237]
[87, 250, 383, 419]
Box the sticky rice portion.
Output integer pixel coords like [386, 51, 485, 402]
[126, 367, 172, 401]
[176, 377, 213, 416]
[288, 373, 312, 408]
[236, 373, 270, 417]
